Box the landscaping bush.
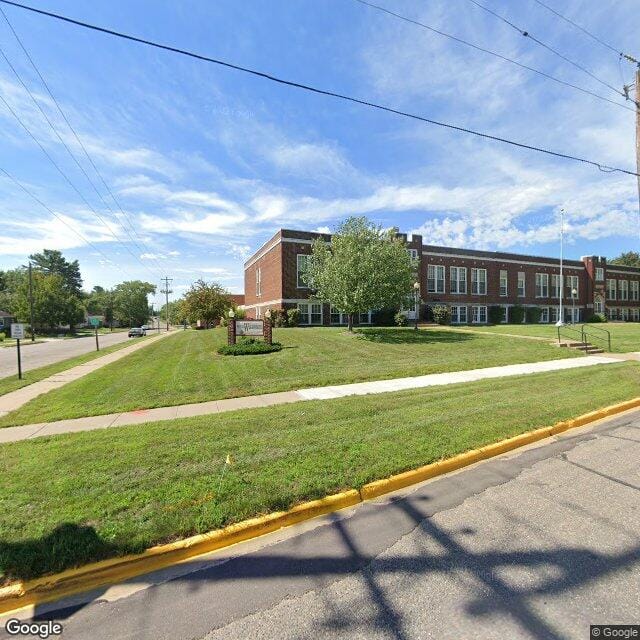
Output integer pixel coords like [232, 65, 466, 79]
[0, 332, 5, 342]
[217, 337, 282, 356]
[220, 308, 246, 327]
[394, 311, 407, 326]
[586, 313, 606, 323]
[431, 305, 451, 326]
[269, 309, 288, 328]
[510, 305, 525, 324]
[373, 308, 397, 326]
[488, 306, 503, 325]
[525, 307, 542, 324]
[286, 308, 300, 327]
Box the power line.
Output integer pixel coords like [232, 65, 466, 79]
[0, 91, 163, 282]
[0, 0, 637, 177]
[466, 0, 624, 99]
[0, 165, 130, 278]
[0, 45, 165, 280]
[530, 0, 624, 57]
[353, 0, 633, 113]
[0, 5, 167, 277]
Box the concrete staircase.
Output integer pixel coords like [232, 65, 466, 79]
[559, 340, 605, 355]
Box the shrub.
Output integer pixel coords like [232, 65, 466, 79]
[525, 307, 542, 324]
[373, 308, 397, 326]
[217, 337, 282, 356]
[269, 309, 288, 328]
[220, 307, 246, 327]
[394, 311, 407, 327]
[488, 306, 503, 325]
[286, 308, 300, 327]
[510, 305, 525, 324]
[0, 332, 5, 342]
[431, 305, 451, 326]
[586, 313, 606, 323]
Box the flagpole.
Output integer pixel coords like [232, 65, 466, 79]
[557, 208, 564, 326]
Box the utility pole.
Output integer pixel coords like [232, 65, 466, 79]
[161, 277, 173, 332]
[621, 55, 640, 228]
[28, 261, 35, 342]
[557, 208, 564, 326]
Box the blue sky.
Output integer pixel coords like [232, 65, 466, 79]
[0, 0, 639, 308]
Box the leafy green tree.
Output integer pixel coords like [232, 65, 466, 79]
[86, 286, 115, 329]
[113, 281, 156, 327]
[304, 217, 415, 331]
[0, 268, 26, 314]
[182, 280, 232, 328]
[29, 249, 83, 293]
[610, 251, 640, 267]
[13, 272, 83, 331]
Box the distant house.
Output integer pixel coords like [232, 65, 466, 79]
[0, 311, 16, 332]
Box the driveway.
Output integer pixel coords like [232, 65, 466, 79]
[0, 332, 146, 378]
[2, 411, 638, 640]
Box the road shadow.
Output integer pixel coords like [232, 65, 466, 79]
[355, 328, 474, 345]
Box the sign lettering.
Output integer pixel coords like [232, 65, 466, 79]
[236, 320, 264, 336]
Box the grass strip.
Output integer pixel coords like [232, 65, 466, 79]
[0, 326, 579, 427]
[0, 335, 154, 398]
[0, 361, 637, 583]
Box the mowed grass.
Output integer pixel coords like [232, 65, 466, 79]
[0, 326, 580, 427]
[466, 322, 640, 352]
[1, 361, 638, 583]
[0, 334, 154, 398]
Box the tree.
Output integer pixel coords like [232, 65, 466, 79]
[182, 280, 232, 328]
[304, 217, 415, 331]
[610, 251, 640, 267]
[86, 286, 115, 329]
[29, 249, 82, 293]
[0, 268, 26, 314]
[13, 272, 83, 331]
[113, 281, 156, 327]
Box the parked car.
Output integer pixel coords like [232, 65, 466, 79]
[141, 325, 149, 331]
[128, 327, 146, 338]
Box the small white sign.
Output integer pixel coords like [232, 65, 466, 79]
[10, 323, 25, 339]
[236, 320, 264, 336]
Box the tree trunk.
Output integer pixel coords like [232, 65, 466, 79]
[347, 313, 353, 332]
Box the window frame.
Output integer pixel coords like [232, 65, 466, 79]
[471, 268, 487, 295]
[471, 305, 487, 324]
[296, 254, 310, 289]
[517, 272, 525, 297]
[427, 264, 445, 294]
[535, 273, 549, 298]
[499, 270, 508, 297]
[450, 266, 467, 294]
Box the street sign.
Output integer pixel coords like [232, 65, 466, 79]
[10, 323, 25, 340]
[236, 320, 264, 336]
[89, 316, 100, 327]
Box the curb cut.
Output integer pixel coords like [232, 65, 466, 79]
[2, 396, 640, 615]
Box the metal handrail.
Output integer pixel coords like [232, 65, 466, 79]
[556, 324, 586, 349]
[581, 324, 611, 352]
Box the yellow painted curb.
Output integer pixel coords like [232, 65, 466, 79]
[2, 396, 639, 615]
[0, 489, 361, 615]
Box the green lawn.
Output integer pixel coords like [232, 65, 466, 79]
[1, 361, 637, 583]
[0, 334, 154, 398]
[0, 326, 580, 427]
[465, 322, 640, 352]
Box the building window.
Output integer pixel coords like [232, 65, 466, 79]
[471, 268, 487, 295]
[427, 264, 445, 293]
[451, 305, 467, 324]
[550, 307, 559, 324]
[298, 302, 323, 325]
[535, 273, 549, 298]
[631, 281, 639, 301]
[450, 267, 467, 294]
[297, 254, 310, 289]
[594, 297, 604, 314]
[632, 308, 640, 322]
[499, 270, 508, 297]
[471, 305, 487, 324]
[566, 275, 579, 298]
[501, 306, 508, 323]
[595, 267, 604, 281]
[255, 267, 261, 296]
[407, 248, 418, 260]
[606, 279, 617, 301]
[551, 274, 562, 299]
[539, 307, 549, 323]
[517, 272, 525, 297]
[330, 306, 345, 325]
[358, 311, 372, 324]
[622, 307, 630, 321]
[619, 280, 629, 301]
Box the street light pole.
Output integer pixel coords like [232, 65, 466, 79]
[413, 281, 420, 331]
[571, 287, 577, 324]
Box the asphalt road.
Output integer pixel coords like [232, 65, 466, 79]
[0, 331, 142, 378]
[2, 411, 639, 640]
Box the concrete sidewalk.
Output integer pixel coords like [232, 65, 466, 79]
[0, 354, 618, 444]
[0, 331, 176, 418]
